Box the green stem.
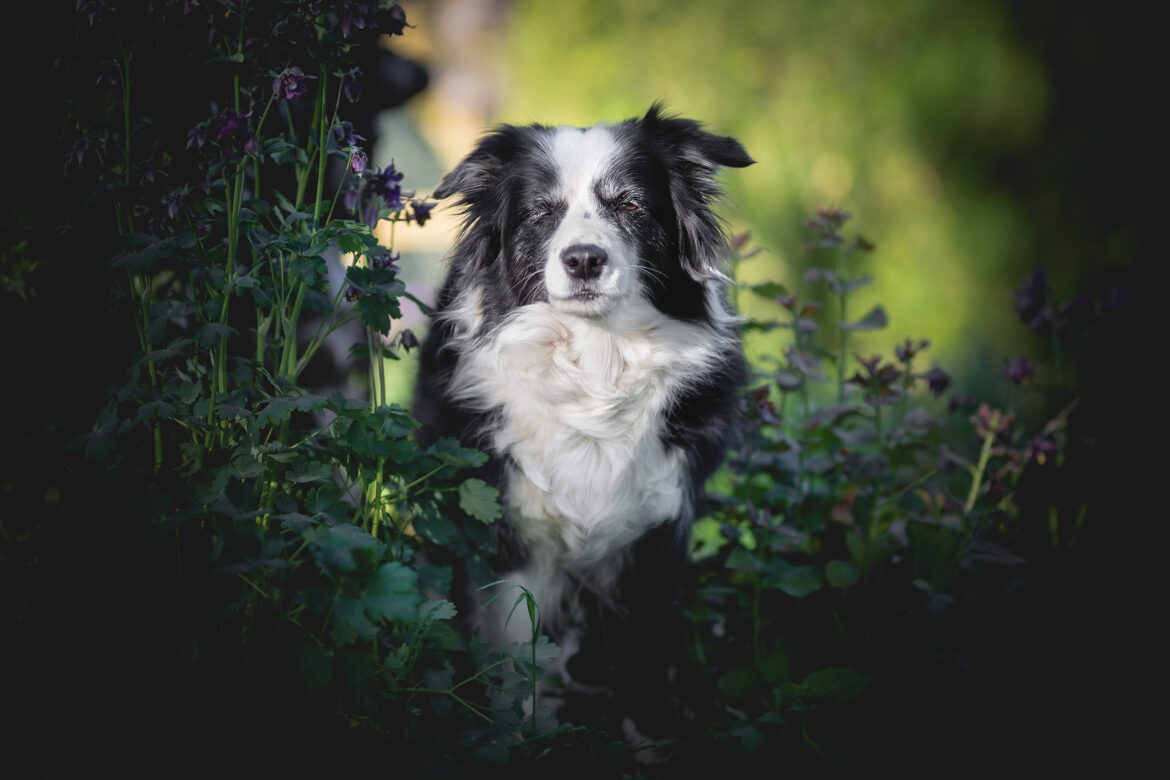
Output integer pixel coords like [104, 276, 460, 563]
[964, 428, 997, 514]
[312, 71, 330, 225]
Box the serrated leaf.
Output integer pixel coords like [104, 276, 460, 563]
[134, 399, 176, 424]
[363, 562, 420, 623]
[332, 596, 379, 644]
[419, 599, 458, 623]
[285, 460, 333, 484]
[428, 438, 488, 468]
[412, 506, 459, 546]
[459, 478, 501, 524]
[194, 322, 237, 348]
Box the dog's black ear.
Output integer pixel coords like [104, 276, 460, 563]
[641, 103, 754, 171]
[433, 125, 526, 202]
[639, 103, 753, 281]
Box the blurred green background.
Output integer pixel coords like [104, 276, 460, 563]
[383, 0, 1149, 407]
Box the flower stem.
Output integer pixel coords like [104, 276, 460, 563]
[964, 428, 997, 514]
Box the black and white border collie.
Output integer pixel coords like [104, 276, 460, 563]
[414, 104, 752, 732]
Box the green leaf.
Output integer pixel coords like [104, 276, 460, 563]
[428, 438, 488, 468]
[363, 562, 420, 623]
[419, 599, 458, 623]
[825, 560, 860, 589]
[766, 564, 823, 598]
[285, 460, 333, 484]
[725, 546, 764, 573]
[801, 667, 873, 703]
[459, 478, 502, 524]
[412, 506, 459, 546]
[134, 400, 176, 424]
[717, 666, 760, 699]
[332, 596, 379, 644]
[194, 322, 237, 348]
[837, 304, 888, 332]
[748, 281, 790, 300]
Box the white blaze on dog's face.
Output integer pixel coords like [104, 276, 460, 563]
[539, 126, 636, 318]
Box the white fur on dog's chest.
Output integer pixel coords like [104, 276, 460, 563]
[448, 295, 723, 569]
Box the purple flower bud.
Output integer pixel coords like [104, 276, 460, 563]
[1002, 355, 1036, 386]
[387, 4, 410, 35]
[399, 329, 420, 351]
[350, 150, 368, 174]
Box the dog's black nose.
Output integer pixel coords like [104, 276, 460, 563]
[561, 243, 607, 280]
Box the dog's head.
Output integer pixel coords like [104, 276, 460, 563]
[434, 104, 753, 322]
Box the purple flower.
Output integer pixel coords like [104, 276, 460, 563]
[208, 109, 258, 159]
[971, 403, 1016, 440]
[895, 338, 930, 365]
[1027, 435, 1060, 466]
[362, 200, 380, 228]
[186, 122, 208, 151]
[848, 354, 902, 406]
[373, 164, 405, 208]
[919, 366, 951, 398]
[387, 4, 411, 35]
[350, 150, 368, 174]
[161, 186, 189, 221]
[333, 121, 365, 148]
[339, 4, 368, 37]
[77, 0, 110, 25]
[369, 248, 400, 271]
[410, 199, 434, 226]
[343, 184, 361, 213]
[1003, 355, 1036, 386]
[272, 67, 317, 101]
[399, 329, 420, 351]
[1014, 267, 1052, 334]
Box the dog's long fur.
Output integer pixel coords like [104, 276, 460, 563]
[413, 104, 751, 731]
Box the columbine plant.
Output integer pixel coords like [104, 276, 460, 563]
[676, 211, 1081, 767]
[65, 2, 581, 768]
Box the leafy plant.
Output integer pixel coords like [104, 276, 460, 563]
[58, 2, 593, 770]
[668, 211, 1092, 770]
